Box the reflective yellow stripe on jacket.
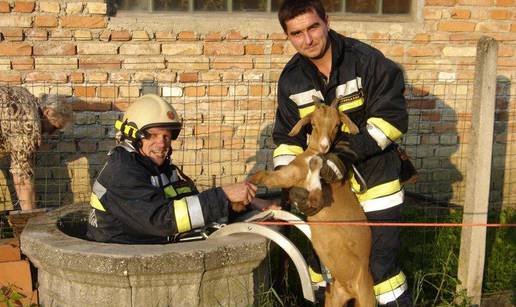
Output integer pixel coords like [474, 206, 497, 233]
[374, 271, 408, 305]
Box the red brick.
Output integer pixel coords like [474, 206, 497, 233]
[34, 15, 58, 27]
[98, 87, 117, 98]
[204, 42, 244, 56]
[421, 111, 441, 122]
[70, 72, 84, 83]
[0, 238, 21, 262]
[425, 0, 456, 4]
[225, 31, 244, 40]
[184, 86, 205, 97]
[34, 42, 75, 56]
[407, 46, 441, 57]
[79, 56, 121, 69]
[457, 0, 494, 5]
[269, 32, 287, 40]
[73, 101, 112, 112]
[0, 42, 32, 56]
[495, 0, 515, 5]
[407, 99, 436, 109]
[249, 85, 270, 96]
[451, 9, 471, 19]
[438, 21, 476, 32]
[511, 23, 516, 32]
[2, 28, 23, 41]
[179, 72, 198, 83]
[0, 72, 21, 84]
[0, 1, 10, 12]
[60, 16, 106, 28]
[177, 31, 197, 41]
[245, 44, 265, 55]
[74, 86, 96, 97]
[11, 57, 33, 70]
[111, 30, 131, 41]
[489, 9, 510, 19]
[204, 32, 222, 41]
[0, 260, 33, 304]
[14, 1, 34, 12]
[25, 71, 67, 83]
[271, 43, 284, 54]
[207, 86, 228, 96]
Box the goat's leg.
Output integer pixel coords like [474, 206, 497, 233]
[354, 272, 376, 307]
[325, 280, 352, 307]
[248, 165, 303, 189]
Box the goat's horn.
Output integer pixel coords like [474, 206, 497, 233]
[330, 97, 339, 108]
[312, 95, 322, 107]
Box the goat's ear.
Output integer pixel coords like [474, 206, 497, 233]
[340, 112, 359, 135]
[288, 114, 312, 137]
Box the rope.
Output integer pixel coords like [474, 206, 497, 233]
[255, 221, 516, 228]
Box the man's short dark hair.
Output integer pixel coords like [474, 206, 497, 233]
[278, 0, 327, 33]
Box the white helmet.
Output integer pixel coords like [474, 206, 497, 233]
[115, 94, 182, 140]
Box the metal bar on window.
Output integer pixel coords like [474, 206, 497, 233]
[228, 0, 233, 12]
[266, 0, 271, 13]
[378, 0, 383, 15]
[149, 0, 153, 12]
[189, 0, 194, 12]
[342, 0, 346, 13]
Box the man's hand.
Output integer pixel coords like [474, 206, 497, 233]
[222, 181, 257, 212]
[250, 198, 282, 211]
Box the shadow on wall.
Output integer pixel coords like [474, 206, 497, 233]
[33, 96, 119, 210]
[403, 82, 463, 207]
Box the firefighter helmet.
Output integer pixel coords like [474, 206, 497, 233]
[116, 94, 182, 140]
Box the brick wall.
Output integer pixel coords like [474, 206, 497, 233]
[0, 0, 514, 209]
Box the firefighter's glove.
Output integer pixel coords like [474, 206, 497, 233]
[288, 187, 322, 216]
[319, 153, 347, 184]
[320, 134, 359, 183]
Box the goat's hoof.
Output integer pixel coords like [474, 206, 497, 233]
[248, 172, 265, 185]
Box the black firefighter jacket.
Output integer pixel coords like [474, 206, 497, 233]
[273, 30, 408, 213]
[86, 142, 229, 244]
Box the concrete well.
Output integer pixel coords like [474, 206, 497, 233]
[20, 204, 270, 307]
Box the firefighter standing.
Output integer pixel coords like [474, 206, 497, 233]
[86, 94, 259, 244]
[273, 1, 412, 306]
[0, 86, 73, 211]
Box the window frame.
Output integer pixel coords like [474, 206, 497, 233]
[111, 0, 417, 16]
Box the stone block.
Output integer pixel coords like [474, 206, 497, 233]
[0, 16, 32, 27]
[65, 2, 82, 14]
[162, 42, 202, 55]
[35, 57, 77, 70]
[85, 2, 106, 14]
[60, 16, 106, 28]
[77, 42, 118, 55]
[33, 42, 76, 56]
[39, 1, 60, 13]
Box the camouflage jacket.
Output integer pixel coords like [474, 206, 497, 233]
[0, 86, 41, 182]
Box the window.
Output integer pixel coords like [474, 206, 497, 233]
[110, 0, 410, 14]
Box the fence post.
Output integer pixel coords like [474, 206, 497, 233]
[457, 36, 498, 305]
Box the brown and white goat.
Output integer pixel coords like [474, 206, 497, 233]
[249, 101, 375, 307]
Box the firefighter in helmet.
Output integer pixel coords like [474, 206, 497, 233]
[86, 94, 258, 244]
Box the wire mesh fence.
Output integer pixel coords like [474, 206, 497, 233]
[0, 75, 514, 303]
